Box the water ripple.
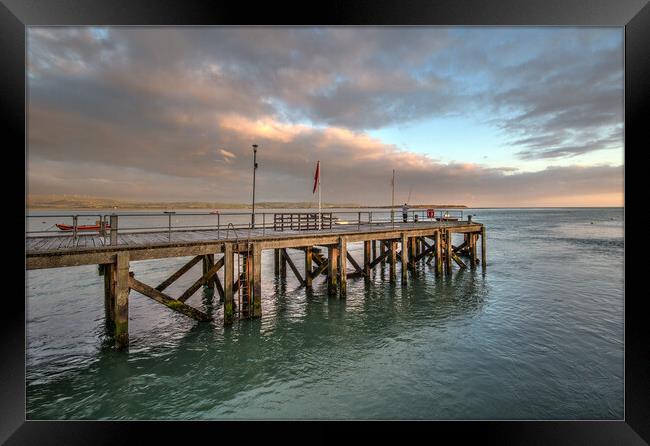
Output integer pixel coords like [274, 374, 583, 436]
[26, 208, 623, 419]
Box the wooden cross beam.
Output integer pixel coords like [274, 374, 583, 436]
[310, 250, 329, 276]
[214, 272, 225, 301]
[129, 276, 211, 321]
[346, 271, 366, 279]
[420, 236, 433, 250]
[311, 258, 329, 279]
[413, 244, 435, 263]
[281, 248, 306, 286]
[411, 236, 435, 263]
[381, 239, 404, 262]
[368, 248, 391, 269]
[155, 255, 203, 292]
[312, 253, 324, 266]
[452, 240, 469, 254]
[451, 253, 467, 268]
[346, 251, 365, 276]
[418, 235, 434, 264]
[177, 257, 225, 303]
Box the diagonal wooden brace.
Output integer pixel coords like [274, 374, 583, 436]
[177, 256, 224, 303]
[311, 258, 329, 279]
[281, 248, 305, 286]
[368, 247, 391, 269]
[346, 251, 365, 275]
[155, 255, 203, 292]
[129, 276, 211, 321]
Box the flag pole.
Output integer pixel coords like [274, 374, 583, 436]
[391, 169, 395, 229]
[318, 162, 322, 230]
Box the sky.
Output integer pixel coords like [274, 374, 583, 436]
[27, 27, 624, 207]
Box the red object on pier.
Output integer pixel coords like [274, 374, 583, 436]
[427, 208, 435, 218]
[56, 223, 111, 232]
[313, 160, 320, 194]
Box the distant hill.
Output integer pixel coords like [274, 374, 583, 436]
[26, 194, 466, 210]
[26, 195, 360, 210]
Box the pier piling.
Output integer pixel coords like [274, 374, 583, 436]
[364, 241, 371, 278]
[481, 226, 487, 268]
[338, 237, 347, 297]
[327, 244, 339, 295]
[434, 231, 442, 274]
[468, 234, 475, 266]
[401, 233, 408, 285]
[305, 246, 313, 287]
[224, 244, 234, 325]
[114, 252, 130, 349]
[280, 247, 287, 278]
[104, 263, 115, 326]
[389, 240, 397, 282]
[445, 231, 452, 275]
[252, 244, 262, 318]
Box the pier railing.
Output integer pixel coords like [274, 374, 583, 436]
[25, 208, 467, 245]
[273, 212, 333, 231]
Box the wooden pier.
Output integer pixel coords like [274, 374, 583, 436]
[26, 213, 486, 349]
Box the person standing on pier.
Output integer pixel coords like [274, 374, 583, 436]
[402, 203, 409, 222]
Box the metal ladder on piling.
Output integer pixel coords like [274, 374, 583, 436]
[226, 223, 253, 319]
[242, 225, 253, 318]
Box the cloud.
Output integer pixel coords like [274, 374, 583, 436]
[218, 148, 236, 163]
[475, 29, 624, 160]
[27, 109, 623, 206]
[26, 27, 623, 206]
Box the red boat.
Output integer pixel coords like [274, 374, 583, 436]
[56, 223, 111, 232]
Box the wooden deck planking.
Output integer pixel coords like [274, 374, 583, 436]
[57, 236, 71, 250]
[194, 230, 220, 241]
[28, 237, 52, 251]
[29, 221, 477, 251]
[26, 221, 484, 269]
[47, 237, 65, 250]
[150, 232, 172, 244]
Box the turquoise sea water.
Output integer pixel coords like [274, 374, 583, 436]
[25, 208, 624, 419]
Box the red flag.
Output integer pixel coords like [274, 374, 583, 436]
[313, 161, 320, 194]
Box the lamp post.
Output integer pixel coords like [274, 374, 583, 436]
[251, 144, 258, 229]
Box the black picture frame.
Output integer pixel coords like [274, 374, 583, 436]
[3, 0, 647, 443]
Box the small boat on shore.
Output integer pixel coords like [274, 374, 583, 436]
[56, 223, 111, 232]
